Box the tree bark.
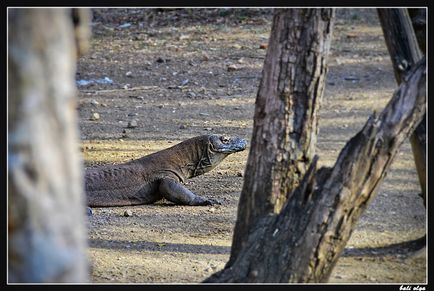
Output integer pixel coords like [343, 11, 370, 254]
[407, 8, 426, 53]
[407, 8, 426, 207]
[8, 8, 89, 282]
[377, 8, 426, 207]
[228, 8, 335, 267]
[205, 56, 426, 283]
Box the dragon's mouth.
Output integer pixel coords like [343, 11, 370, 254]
[219, 139, 247, 153]
[210, 135, 247, 153]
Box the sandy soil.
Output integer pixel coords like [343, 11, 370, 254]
[76, 8, 426, 284]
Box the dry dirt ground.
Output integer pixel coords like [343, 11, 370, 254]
[76, 8, 426, 284]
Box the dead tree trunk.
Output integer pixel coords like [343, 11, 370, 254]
[8, 8, 90, 282]
[205, 55, 426, 283]
[377, 8, 426, 207]
[227, 8, 335, 267]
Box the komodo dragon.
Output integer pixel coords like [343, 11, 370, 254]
[85, 134, 247, 208]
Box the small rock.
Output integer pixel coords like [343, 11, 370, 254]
[179, 124, 187, 129]
[202, 53, 210, 61]
[232, 43, 242, 49]
[259, 43, 268, 49]
[156, 57, 165, 63]
[90, 112, 100, 121]
[118, 23, 132, 29]
[128, 112, 138, 117]
[130, 95, 144, 100]
[186, 92, 196, 98]
[101, 103, 108, 107]
[208, 207, 216, 213]
[124, 210, 133, 217]
[237, 172, 243, 177]
[122, 129, 130, 137]
[237, 58, 245, 64]
[227, 64, 239, 72]
[180, 79, 189, 86]
[344, 76, 359, 81]
[210, 264, 218, 271]
[204, 127, 213, 131]
[90, 99, 99, 106]
[124, 84, 131, 89]
[127, 120, 138, 128]
[199, 112, 210, 116]
[204, 263, 218, 273]
[126, 71, 133, 77]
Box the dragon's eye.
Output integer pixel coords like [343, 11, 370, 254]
[221, 136, 230, 144]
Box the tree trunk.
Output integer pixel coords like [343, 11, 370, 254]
[407, 8, 426, 53]
[228, 8, 335, 267]
[205, 56, 426, 283]
[8, 8, 89, 282]
[377, 8, 426, 207]
[407, 8, 427, 209]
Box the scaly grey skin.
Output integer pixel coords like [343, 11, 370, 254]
[85, 134, 247, 209]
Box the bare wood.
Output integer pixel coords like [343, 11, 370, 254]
[205, 56, 426, 283]
[228, 9, 335, 266]
[377, 8, 426, 206]
[8, 9, 89, 282]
